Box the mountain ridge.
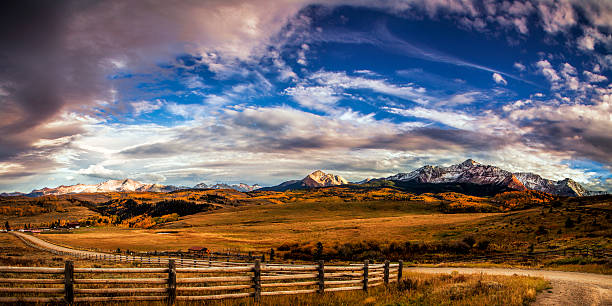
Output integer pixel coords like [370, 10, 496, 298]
[1, 160, 604, 197]
[380, 159, 594, 197]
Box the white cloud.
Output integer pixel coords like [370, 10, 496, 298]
[297, 43, 309, 66]
[583, 70, 608, 83]
[513, 62, 526, 71]
[283, 85, 341, 112]
[492, 73, 508, 85]
[310, 71, 430, 104]
[77, 164, 124, 179]
[384, 106, 514, 135]
[536, 60, 561, 83]
[537, 0, 576, 34]
[442, 91, 481, 105]
[131, 100, 164, 116]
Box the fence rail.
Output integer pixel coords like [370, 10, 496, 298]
[0, 259, 403, 303]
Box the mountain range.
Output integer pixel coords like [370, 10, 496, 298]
[1, 160, 604, 197]
[193, 182, 261, 192]
[380, 159, 595, 197]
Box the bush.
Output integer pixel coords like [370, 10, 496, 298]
[564, 217, 575, 228]
[476, 240, 490, 250]
[462, 236, 476, 248]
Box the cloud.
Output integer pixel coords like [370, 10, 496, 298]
[536, 60, 561, 83]
[441, 91, 481, 105]
[77, 164, 124, 179]
[536, 0, 576, 34]
[507, 88, 612, 165]
[583, 71, 608, 83]
[131, 100, 164, 116]
[2, 0, 612, 193]
[310, 70, 430, 104]
[492, 73, 508, 85]
[513, 62, 526, 72]
[283, 85, 341, 112]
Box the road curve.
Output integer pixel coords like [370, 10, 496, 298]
[405, 267, 612, 306]
[12, 232, 612, 305]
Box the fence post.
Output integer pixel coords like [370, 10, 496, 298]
[317, 260, 325, 294]
[64, 260, 74, 304]
[383, 260, 389, 285]
[167, 260, 176, 305]
[363, 260, 369, 292]
[397, 260, 403, 285]
[253, 259, 261, 301]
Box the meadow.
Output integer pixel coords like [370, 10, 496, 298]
[1, 187, 610, 274]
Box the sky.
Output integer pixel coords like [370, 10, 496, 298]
[0, 0, 611, 193]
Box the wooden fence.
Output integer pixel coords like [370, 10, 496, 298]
[13, 232, 612, 270]
[0, 259, 403, 303]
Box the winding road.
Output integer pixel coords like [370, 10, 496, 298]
[12, 232, 612, 305]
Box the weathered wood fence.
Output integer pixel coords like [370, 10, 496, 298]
[0, 259, 403, 303]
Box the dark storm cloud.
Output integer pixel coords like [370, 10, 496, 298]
[119, 143, 183, 157]
[0, 1, 71, 159]
[522, 119, 612, 165]
[362, 128, 510, 152]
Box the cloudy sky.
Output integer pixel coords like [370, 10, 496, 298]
[1, 0, 611, 193]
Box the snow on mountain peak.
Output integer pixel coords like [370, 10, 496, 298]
[385, 160, 592, 196]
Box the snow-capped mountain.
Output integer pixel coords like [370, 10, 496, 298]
[384, 159, 593, 196]
[259, 170, 348, 191]
[193, 182, 261, 192]
[26, 179, 183, 197]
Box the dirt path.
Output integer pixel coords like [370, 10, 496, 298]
[406, 267, 612, 306]
[13, 232, 612, 305]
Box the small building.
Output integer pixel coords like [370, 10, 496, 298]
[67, 222, 80, 229]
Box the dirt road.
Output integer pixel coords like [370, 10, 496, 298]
[406, 267, 612, 306]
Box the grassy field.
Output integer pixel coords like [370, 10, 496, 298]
[1, 188, 609, 276]
[36, 200, 495, 252]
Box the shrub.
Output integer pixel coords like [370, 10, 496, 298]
[476, 239, 490, 250]
[462, 236, 476, 248]
[565, 217, 575, 228]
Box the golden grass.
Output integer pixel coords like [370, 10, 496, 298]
[69, 273, 547, 306]
[36, 200, 496, 252]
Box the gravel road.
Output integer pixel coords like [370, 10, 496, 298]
[405, 267, 612, 306]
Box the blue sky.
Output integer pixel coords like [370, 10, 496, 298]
[1, 0, 611, 192]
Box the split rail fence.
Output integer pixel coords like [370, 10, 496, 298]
[0, 259, 403, 303]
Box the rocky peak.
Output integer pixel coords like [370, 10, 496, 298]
[302, 170, 348, 188]
[459, 159, 480, 167]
